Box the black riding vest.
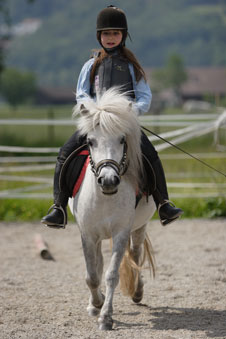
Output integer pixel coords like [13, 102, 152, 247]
[90, 53, 135, 99]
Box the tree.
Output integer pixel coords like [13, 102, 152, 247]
[0, 0, 35, 73]
[166, 54, 188, 92]
[0, 67, 37, 107]
[152, 54, 188, 95]
[0, 0, 10, 73]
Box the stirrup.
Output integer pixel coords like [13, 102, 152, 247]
[158, 200, 180, 227]
[45, 204, 67, 229]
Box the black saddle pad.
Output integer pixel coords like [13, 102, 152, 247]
[60, 145, 89, 197]
[141, 153, 156, 196]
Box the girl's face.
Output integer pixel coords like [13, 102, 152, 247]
[100, 30, 123, 49]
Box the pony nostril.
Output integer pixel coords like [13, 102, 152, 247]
[113, 176, 120, 186]
[97, 176, 103, 185]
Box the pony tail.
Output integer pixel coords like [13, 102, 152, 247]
[119, 239, 140, 297]
[119, 233, 155, 298]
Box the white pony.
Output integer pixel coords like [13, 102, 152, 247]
[69, 88, 156, 330]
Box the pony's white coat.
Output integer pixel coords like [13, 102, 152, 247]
[69, 88, 156, 330]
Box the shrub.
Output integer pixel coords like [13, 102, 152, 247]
[0, 68, 37, 108]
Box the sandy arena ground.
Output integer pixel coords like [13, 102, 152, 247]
[0, 218, 226, 339]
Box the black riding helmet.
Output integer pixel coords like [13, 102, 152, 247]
[96, 5, 128, 49]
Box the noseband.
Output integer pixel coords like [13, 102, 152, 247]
[89, 141, 128, 178]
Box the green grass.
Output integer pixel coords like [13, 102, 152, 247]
[0, 199, 53, 222]
[0, 199, 74, 222]
[0, 103, 76, 148]
[0, 126, 76, 148]
[0, 103, 74, 119]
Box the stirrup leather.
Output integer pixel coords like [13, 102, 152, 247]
[46, 204, 67, 229]
[158, 200, 179, 226]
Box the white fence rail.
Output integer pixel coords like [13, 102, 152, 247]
[0, 111, 225, 199]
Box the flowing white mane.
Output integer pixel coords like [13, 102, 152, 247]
[73, 87, 143, 178]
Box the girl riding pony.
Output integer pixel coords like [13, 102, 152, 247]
[41, 5, 183, 228]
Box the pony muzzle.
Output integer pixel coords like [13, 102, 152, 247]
[97, 168, 121, 195]
[89, 156, 126, 194]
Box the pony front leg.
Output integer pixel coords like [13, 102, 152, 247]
[98, 230, 130, 331]
[81, 237, 105, 316]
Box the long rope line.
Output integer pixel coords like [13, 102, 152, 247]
[141, 126, 226, 178]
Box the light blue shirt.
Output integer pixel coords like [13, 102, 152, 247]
[76, 58, 152, 115]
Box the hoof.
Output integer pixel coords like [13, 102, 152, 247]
[87, 293, 105, 317]
[87, 305, 101, 317]
[98, 322, 113, 331]
[98, 316, 113, 331]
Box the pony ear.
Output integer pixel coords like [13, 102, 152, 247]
[80, 104, 89, 115]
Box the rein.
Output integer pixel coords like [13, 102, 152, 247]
[142, 126, 226, 178]
[89, 140, 128, 177]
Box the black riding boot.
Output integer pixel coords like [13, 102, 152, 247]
[41, 161, 68, 229]
[151, 158, 183, 226]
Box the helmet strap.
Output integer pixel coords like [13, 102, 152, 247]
[102, 44, 123, 54]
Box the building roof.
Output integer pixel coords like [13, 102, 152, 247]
[181, 67, 226, 96]
[36, 87, 75, 105]
[147, 67, 226, 96]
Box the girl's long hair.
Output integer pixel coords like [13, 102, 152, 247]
[90, 47, 147, 85]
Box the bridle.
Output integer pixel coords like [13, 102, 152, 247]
[89, 139, 128, 178]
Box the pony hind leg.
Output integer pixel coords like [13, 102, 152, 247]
[81, 237, 105, 316]
[123, 224, 155, 304]
[131, 225, 147, 303]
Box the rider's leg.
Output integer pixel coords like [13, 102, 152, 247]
[41, 131, 86, 228]
[41, 160, 69, 228]
[141, 131, 183, 225]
